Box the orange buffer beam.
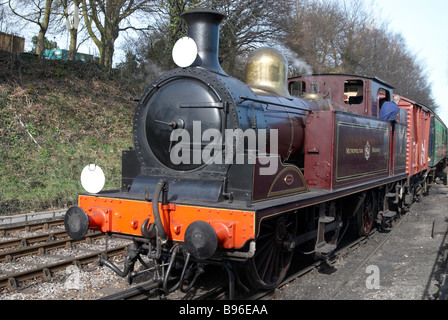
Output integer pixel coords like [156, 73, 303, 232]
[78, 195, 256, 250]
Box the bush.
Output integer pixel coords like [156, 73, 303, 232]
[0, 53, 145, 215]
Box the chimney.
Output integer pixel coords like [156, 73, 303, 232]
[180, 9, 227, 75]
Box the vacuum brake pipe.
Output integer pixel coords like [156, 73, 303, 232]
[152, 179, 168, 242]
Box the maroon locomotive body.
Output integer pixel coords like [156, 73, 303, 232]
[305, 111, 393, 190]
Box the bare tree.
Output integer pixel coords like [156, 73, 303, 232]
[280, 0, 437, 110]
[335, 3, 437, 109]
[56, 0, 81, 60]
[0, 2, 21, 33]
[201, 0, 288, 78]
[8, 0, 55, 57]
[133, 0, 287, 79]
[136, 0, 197, 73]
[280, 0, 346, 73]
[80, 0, 154, 69]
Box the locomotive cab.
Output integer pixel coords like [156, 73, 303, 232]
[288, 74, 395, 118]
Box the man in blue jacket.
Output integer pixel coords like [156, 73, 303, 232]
[379, 95, 401, 121]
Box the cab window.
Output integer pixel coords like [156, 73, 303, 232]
[344, 80, 364, 105]
[288, 80, 306, 97]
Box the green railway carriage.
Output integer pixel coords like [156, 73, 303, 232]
[428, 115, 448, 168]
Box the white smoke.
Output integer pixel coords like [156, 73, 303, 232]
[280, 46, 313, 76]
[290, 57, 313, 76]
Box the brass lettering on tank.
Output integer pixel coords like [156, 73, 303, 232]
[245, 47, 292, 99]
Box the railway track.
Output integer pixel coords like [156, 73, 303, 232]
[98, 280, 160, 300]
[0, 218, 130, 291]
[0, 218, 65, 236]
[0, 230, 103, 262]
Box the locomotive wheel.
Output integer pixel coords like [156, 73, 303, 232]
[355, 191, 375, 237]
[245, 213, 297, 290]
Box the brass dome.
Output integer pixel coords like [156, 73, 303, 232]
[245, 47, 291, 98]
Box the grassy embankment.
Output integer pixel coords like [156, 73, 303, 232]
[0, 52, 145, 215]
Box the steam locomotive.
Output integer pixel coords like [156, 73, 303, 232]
[64, 9, 448, 296]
